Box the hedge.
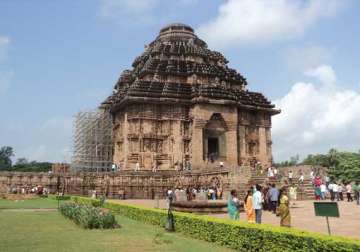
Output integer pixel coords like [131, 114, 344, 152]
[72, 196, 360, 252]
[55, 195, 71, 201]
[59, 202, 118, 229]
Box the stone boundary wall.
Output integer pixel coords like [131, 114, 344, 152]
[277, 165, 326, 178]
[0, 170, 230, 199]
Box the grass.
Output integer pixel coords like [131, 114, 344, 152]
[0, 197, 64, 209]
[0, 199, 233, 252]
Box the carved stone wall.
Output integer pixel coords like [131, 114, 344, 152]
[0, 171, 230, 199]
[113, 104, 191, 171]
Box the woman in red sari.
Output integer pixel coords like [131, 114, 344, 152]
[314, 176, 322, 200]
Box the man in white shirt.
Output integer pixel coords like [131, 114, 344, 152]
[252, 184, 263, 224]
[267, 167, 274, 178]
[332, 183, 339, 201]
[320, 183, 327, 200]
[346, 183, 353, 202]
[328, 182, 335, 201]
[288, 171, 293, 184]
[298, 173, 304, 184]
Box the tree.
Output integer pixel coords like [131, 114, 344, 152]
[0, 146, 14, 170]
[290, 154, 300, 165]
[301, 148, 360, 182]
[15, 158, 28, 165]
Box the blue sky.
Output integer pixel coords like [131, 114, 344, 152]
[0, 0, 359, 163]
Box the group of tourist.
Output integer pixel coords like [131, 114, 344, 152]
[227, 183, 291, 227]
[313, 177, 360, 204]
[9, 185, 48, 195]
[166, 186, 223, 203]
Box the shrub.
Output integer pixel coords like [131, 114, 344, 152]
[72, 196, 360, 252]
[59, 202, 118, 229]
[55, 195, 71, 201]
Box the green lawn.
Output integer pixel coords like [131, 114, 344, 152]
[0, 199, 233, 252]
[0, 197, 64, 209]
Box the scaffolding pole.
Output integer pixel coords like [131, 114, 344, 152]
[71, 109, 113, 173]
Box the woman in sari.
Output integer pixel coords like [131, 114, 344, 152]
[244, 189, 255, 223]
[227, 189, 239, 220]
[314, 176, 322, 200]
[277, 187, 291, 227]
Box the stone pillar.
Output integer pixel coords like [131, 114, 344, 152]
[173, 120, 183, 166]
[123, 112, 129, 169]
[258, 127, 268, 167]
[191, 127, 203, 170]
[226, 130, 238, 168]
[238, 125, 247, 164]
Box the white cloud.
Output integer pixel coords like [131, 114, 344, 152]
[0, 36, 11, 62]
[197, 0, 346, 48]
[282, 44, 333, 71]
[272, 65, 360, 161]
[305, 64, 336, 84]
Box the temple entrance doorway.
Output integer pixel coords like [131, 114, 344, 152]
[203, 113, 228, 163]
[208, 137, 219, 161]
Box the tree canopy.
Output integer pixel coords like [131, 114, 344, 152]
[0, 146, 52, 172]
[287, 148, 360, 182]
[0, 146, 14, 170]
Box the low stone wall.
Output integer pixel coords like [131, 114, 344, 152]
[0, 169, 230, 199]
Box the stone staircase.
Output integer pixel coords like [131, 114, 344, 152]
[227, 166, 252, 200]
[230, 169, 315, 200]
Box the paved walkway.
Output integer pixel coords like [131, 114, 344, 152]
[110, 199, 360, 239]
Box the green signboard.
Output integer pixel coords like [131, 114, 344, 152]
[314, 202, 340, 218]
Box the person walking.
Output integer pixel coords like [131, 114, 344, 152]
[244, 189, 255, 223]
[338, 183, 344, 201]
[277, 187, 291, 227]
[328, 181, 335, 201]
[268, 184, 279, 214]
[298, 171, 304, 184]
[253, 184, 263, 224]
[289, 185, 297, 206]
[268, 167, 274, 178]
[354, 182, 360, 205]
[227, 190, 240, 220]
[346, 183, 353, 202]
[333, 182, 339, 201]
[288, 170, 293, 184]
[314, 176, 322, 200]
[310, 170, 315, 183]
[274, 167, 279, 180]
[320, 183, 327, 200]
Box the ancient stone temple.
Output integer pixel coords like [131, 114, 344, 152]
[102, 23, 279, 172]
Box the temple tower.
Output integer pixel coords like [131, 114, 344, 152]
[102, 23, 279, 171]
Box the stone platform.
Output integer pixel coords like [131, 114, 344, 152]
[171, 200, 229, 214]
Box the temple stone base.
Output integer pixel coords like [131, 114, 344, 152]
[0, 170, 231, 199]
